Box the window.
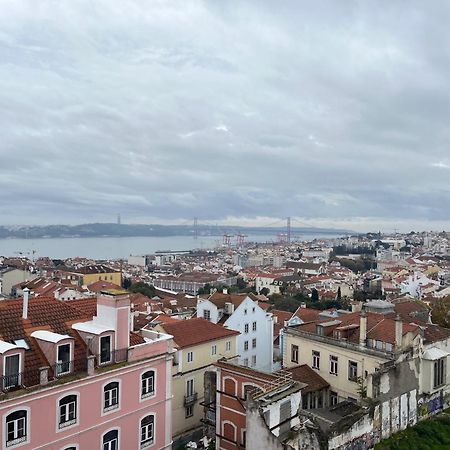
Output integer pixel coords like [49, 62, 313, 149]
[330, 356, 338, 375]
[251, 355, 256, 366]
[3, 354, 20, 390]
[56, 344, 71, 375]
[59, 395, 77, 428]
[291, 345, 299, 363]
[186, 379, 194, 396]
[5, 410, 27, 447]
[244, 324, 249, 334]
[330, 391, 338, 406]
[140, 415, 154, 448]
[312, 351, 320, 369]
[185, 405, 194, 418]
[225, 341, 231, 352]
[211, 345, 217, 356]
[187, 351, 193, 363]
[103, 429, 119, 450]
[348, 361, 358, 381]
[434, 358, 445, 388]
[244, 358, 249, 366]
[141, 371, 155, 398]
[252, 307, 256, 313]
[104, 382, 119, 412]
[203, 309, 211, 321]
[252, 338, 256, 348]
[244, 341, 249, 351]
[100, 336, 112, 364]
[244, 309, 248, 315]
[252, 321, 257, 332]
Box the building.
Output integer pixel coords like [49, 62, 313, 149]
[196, 292, 274, 372]
[0, 268, 32, 297]
[154, 273, 238, 295]
[152, 317, 239, 448]
[0, 289, 173, 449]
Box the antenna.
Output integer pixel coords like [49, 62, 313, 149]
[193, 217, 198, 240]
[287, 216, 291, 244]
[117, 213, 121, 225]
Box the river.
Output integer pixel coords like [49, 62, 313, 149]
[0, 232, 343, 260]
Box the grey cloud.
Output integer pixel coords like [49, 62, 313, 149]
[1, 0, 450, 230]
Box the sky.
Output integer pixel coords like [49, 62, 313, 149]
[1, 1, 450, 233]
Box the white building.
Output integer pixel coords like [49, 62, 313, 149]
[196, 292, 274, 372]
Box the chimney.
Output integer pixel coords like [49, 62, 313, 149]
[395, 315, 403, 349]
[222, 288, 228, 294]
[359, 310, 367, 346]
[22, 288, 30, 320]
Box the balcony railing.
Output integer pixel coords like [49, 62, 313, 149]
[96, 348, 128, 366]
[0, 348, 130, 394]
[184, 392, 198, 406]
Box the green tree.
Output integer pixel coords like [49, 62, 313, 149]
[311, 289, 319, 303]
[129, 282, 155, 298]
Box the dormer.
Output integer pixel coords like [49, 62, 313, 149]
[30, 330, 75, 376]
[0, 340, 25, 391]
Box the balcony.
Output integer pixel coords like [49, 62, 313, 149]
[184, 392, 198, 406]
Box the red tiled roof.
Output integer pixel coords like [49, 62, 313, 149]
[130, 332, 145, 346]
[271, 309, 293, 323]
[292, 307, 321, 322]
[286, 364, 329, 393]
[157, 318, 239, 348]
[66, 297, 98, 317]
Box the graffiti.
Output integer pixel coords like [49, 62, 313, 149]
[341, 431, 379, 450]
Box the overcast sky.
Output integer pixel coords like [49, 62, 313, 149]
[1, 1, 450, 232]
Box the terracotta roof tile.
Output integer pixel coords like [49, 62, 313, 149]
[286, 364, 329, 393]
[157, 318, 239, 348]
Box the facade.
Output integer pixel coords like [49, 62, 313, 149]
[152, 318, 239, 447]
[196, 293, 274, 372]
[154, 273, 238, 295]
[0, 268, 32, 297]
[213, 361, 305, 450]
[0, 289, 173, 449]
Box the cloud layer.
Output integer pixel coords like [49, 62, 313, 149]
[1, 0, 450, 231]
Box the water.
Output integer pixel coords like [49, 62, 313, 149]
[0, 233, 342, 260]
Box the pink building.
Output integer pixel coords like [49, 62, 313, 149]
[0, 289, 173, 450]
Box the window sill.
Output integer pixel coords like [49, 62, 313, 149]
[103, 404, 119, 413]
[329, 372, 338, 376]
[59, 419, 77, 429]
[140, 440, 154, 449]
[141, 392, 156, 400]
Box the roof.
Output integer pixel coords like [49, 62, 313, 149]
[87, 280, 122, 292]
[157, 318, 239, 349]
[271, 309, 293, 324]
[74, 264, 119, 275]
[286, 364, 329, 393]
[66, 297, 97, 317]
[292, 306, 321, 322]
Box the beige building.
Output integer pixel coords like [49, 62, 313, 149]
[153, 317, 239, 446]
[283, 309, 423, 403]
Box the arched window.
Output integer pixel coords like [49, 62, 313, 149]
[223, 422, 236, 442]
[140, 415, 154, 447]
[5, 410, 27, 446]
[141, 371, 155, 398]
[224, 377, 237, 396]
[104, 382, 119, 412]
[58, 394, 77, 428]
[103, 429, 119, 450]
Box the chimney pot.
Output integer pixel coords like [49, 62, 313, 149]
[22, 288, 30, 320]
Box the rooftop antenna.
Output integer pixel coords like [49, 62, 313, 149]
[117, 213, 121, 225]
[193, 217, 198, 240]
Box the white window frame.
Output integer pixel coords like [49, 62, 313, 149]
[56, 391, 79, 432]
[3, 406, 30, 449]
[251, 355, 256, 366]
[244, 324, 249, 334]
[252, 321, 257, 332]
[139, 414, 155, 449]
[312, 351, 320, 370]
[101, 427, 120, 450]
[330, 355, 338, 375]
[102, 379, 121, 415]
[140, 369, 156, 400]
[56, 342, 72, 376]
[211, 345, 217, 356]
[3, 353, 22, 390]
[225, 341, 231, 352]
[244, 341, 249, 351]
[187, 351, 194, 363]
[252, 338, 256, 349]
[99, 334, 113, 365]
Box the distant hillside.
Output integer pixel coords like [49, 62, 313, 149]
[0, 223, 353, 239]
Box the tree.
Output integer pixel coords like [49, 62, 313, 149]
[260, 287, 270, 296]
[311, 289, 319, 303]
[122, 277, 132, 289]
[129, 282, 155, 298]
[336, 287, 342, 300]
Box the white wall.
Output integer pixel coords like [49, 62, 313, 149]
[225, 297, 273, 372]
